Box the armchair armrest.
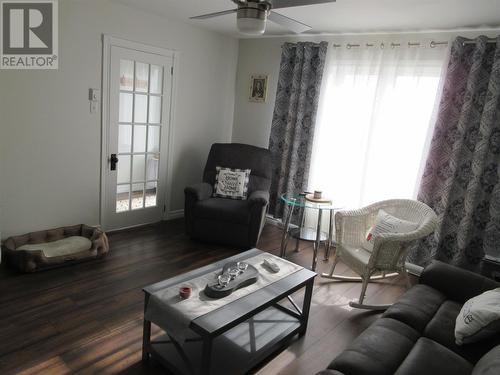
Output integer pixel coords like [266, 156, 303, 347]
[420, 260, 499, 303]
[184, 182, 213, 201]
[248, 190, 269, 206]
[368, 217, 437, 268]
[375, 218, 437, 244]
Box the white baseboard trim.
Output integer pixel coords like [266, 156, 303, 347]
[106, 221, 156, 233]
[166, 209, 184, 220]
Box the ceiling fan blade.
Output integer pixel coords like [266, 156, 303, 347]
[190, 9, 237, 20]
[271, 0, 336, 9]
[268, 11, 311, 34]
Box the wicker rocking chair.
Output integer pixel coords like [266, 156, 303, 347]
[322, 199, 437, 310]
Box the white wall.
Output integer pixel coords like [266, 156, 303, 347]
[0, 0, 238, 238]
[232, 30, 500, 149]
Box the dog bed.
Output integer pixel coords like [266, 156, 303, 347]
[2, 224, 109, 272]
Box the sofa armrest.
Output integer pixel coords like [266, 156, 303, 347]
[316, 371, 345, 375]
[184, 182, 213, 201]
[248, 190, 269, 206]
[420, 260, 500, 303]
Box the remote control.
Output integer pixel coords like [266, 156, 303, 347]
[263, 259, 280, 273]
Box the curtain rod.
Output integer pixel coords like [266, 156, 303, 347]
[463, 38, 498, 45]
[282, 38, 498, 49]
[331, 40, 449, 49]
[330, 39, 498, 49]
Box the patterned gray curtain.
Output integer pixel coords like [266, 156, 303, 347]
[408, 36, 500, 271]
[268, 41, 328, 218]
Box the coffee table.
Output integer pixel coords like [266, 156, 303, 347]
[142, 248, 316, 375]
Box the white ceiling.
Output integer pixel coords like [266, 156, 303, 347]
[113, 0, 500, 37]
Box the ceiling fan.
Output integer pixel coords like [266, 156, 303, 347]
[190, 0, 336, 36]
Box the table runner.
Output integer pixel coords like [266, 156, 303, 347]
[144, 253, 303, 344]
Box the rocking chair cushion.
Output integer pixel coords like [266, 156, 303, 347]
[339, 244, 372, 272]
[363, 209, 418, 251]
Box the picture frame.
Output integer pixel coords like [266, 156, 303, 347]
[249, 74, 268, 103]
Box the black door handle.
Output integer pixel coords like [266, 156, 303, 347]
[110, 154, 119, 171]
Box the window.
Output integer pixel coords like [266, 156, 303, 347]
[308, 43, 448, 210]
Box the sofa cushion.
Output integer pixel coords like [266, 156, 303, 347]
[328, 318, 419, 375]
[422, 299, 499, 363]
[394, 337, 473, 375]
[194, 198, 250, 224]
[472, 345, 500, 375]
[18, 236, 92, 258]
[383, 284, 446, 332]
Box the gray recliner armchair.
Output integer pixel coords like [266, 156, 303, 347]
[184, 143, 272, 248]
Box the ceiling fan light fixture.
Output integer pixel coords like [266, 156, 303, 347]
[190, 0, 323, 35]
[236, 6, 267, 35]
[237, 17, 266, 35]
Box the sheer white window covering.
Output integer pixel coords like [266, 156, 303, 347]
[308, 41, 449, 214]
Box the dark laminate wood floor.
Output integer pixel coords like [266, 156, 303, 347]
[0, 220, 409, 375]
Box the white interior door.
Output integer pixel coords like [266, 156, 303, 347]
[104, 45, 173, 230]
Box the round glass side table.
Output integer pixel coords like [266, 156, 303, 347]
[279, 194, 341, 271]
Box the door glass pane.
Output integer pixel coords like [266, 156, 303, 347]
[132, 154, 145, 182]
[131, 183, 144, 210]
[146, 153, 159, 181]
[116, 184, 130, 212]
[133, 125, 147, 153]
[118, 124, 132, 153]
[117, 155, 131, 184]
[135, 62, 149, 93]
[119, 93, 133, 122]
[149, 96, 161, 124]
[147, 126, 160, 152]
[145, 181, 157, 207]
[120, 60, 134, 91]
[134, 94, 147, 123]
[150, 65, 163, 94]
[116, 155, 130, 184]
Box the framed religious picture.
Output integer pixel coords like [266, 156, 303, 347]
[249, 74, 268, 103]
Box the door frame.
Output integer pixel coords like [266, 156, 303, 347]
[100, 35, 179, 231]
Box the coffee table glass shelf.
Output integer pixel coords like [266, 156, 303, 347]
[142, 248, 316, 375]
[280, 194, 341, 271]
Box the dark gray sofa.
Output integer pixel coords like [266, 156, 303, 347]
[318, 261, 500, 375]
[184, 143, 272, 248]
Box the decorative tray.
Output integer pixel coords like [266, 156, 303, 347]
[305, 193, 331, 203]
[204, 261, 259, 299]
